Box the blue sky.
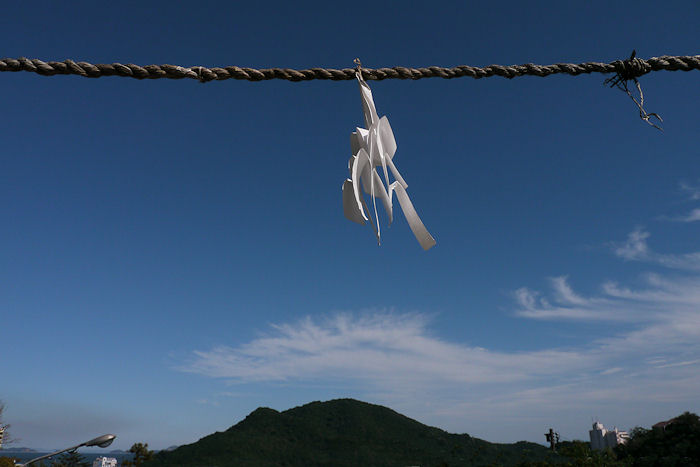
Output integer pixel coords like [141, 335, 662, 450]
[1, 0, 699, 452]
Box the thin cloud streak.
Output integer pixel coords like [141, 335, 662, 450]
[181, 261, 700, 400]
[655, 359, 700, 369]
[658, 182, 700, 222]
[180, 312, 594, 386]
[612, 227, 700, 270]
[667, 208, 700, 223]
[680, 181, 700, 201]
[516, 229, 700, 363]
[514, 278, 630, 322]
[613, 227, 651, 261]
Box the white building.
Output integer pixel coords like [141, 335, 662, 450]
[589, 421, 629, 450]
[93, 457, 118, 467]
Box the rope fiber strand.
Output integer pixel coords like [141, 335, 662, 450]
[1, 54, 699, 82]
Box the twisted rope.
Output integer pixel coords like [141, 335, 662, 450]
[0, 54, 698, 83]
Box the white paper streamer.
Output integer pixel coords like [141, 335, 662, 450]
[342, 71, 436, 251]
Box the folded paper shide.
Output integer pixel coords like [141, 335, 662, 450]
[342, 68, 436, 250]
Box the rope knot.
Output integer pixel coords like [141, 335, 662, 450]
[612, 50, 651, 81]
[604, 50, 662, 131]
[353, 58, 364, 80]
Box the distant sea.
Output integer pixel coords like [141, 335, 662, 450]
[0, 450, 131, 464]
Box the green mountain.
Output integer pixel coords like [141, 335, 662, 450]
[145, 398, 561, 467]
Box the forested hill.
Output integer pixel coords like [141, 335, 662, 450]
[144, 398, 559, 467]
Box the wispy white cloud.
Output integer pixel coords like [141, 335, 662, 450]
[680, 181, 700, 201]
[600, 367, 622, 375]
[613, 227, 650, 261]
[179, 226, 700, 442]
[516, 231, 700, 360]
[183, 223, 700, 388]
[513, 276, 629, 322]
[180, 312, 594, 387]
[667, 208, 700, 223]
[612, 227, 700, 270]
[655, 359, 700, 369]
[550, 276, 587, 305]
[602, 273, 700, 307]
[511, 230, 700, 414]
[657, 181, 700, 223]
[181, 254, 700, 429]
[196, 398, 220, 406]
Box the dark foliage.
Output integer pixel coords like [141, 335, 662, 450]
[51, 450, 90, 467]
[0, 457, 19, 467]
[615, 412, 700, 466]
[516, 440, 630, 466]
[144, 399, 560, 467]
[122, 442, 154, 466]
[517, 411, 700, 466]
[0, 401, 12, 448]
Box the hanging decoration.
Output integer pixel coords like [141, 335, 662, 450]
[3, 52, 699, 249]
[341, 61, 436, 250]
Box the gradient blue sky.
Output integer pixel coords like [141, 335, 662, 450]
[2, 0, 699, 452]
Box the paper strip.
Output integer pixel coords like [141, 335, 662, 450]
[341, 69, 435, 250]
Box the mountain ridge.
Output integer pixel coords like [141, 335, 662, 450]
[145, 398, 559, 467]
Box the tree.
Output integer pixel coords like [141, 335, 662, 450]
[0, 401, 11, 448]
[122, 442, 154, 466]
[616, 411, 700, 465]
[516, 440, 631, 466]
[51, 450, 90, 467]
[0, 457, 19, 467]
